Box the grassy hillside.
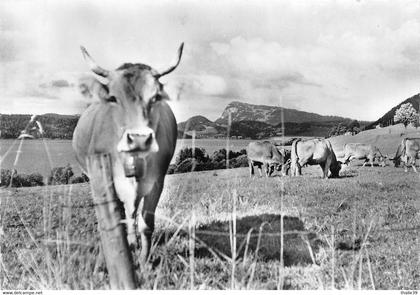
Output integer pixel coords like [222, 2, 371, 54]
[1, 162, 418, 289]
[329, 123, 420, 157]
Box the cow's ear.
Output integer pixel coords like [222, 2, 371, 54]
[78, 75, 109, 102]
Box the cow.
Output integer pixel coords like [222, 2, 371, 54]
[391, 138, 420, 172]
[246, 141, 290, 177]
[342, 143, 387, 167]
[72, 43, 184, 265]
[290, 138, 342, 178]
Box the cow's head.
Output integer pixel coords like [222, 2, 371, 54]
[377, 155, 388, 167]
[330, 160, 342, 178]
[79, 44, 184, 176]
[392, 156, 401, 167]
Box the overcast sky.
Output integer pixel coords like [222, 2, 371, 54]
[1, 0, 420, 122]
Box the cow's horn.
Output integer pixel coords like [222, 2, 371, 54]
[80, 46, 110, 78]
[155, 42, 184, 78]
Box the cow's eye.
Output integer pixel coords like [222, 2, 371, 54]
[106, 96, 117, 103]
[150, 94, 162, 104]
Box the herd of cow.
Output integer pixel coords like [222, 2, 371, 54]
[246, 137, 420, 178]
[72, 43, 420, 274]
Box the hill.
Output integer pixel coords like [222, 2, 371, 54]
[178, 101, 365, 139]
[366, 93, 420, 129]
[0, 113, 79, 139]
[177, 115, 225, 138]
[215, 101, 352, 126]
[329, 123, 420, 157]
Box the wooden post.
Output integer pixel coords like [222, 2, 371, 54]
[86, 154, 137, 289]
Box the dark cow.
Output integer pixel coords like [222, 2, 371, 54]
[72, 43, 184, 265]
[342, 143, 387, 167]
[246, 141, 290, 177]
[290, 138, 342, 178]
[392, 138, 420, 172]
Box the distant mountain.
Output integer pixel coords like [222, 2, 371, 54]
[366, 93, 420, 129]
[177, 115, 225, 137]
[177, 101, 364, 139]
[215, 101, 351, 126]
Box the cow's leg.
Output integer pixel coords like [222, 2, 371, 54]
[125, 203, 138, 247]
[323, 157, 332, 178]
[113, 176, 138, 247]
[296, 161, 303, 176]
[138, 180, 163, 266]
[263, 163, 270, 178]
[281, 164, 288, 176]
[411, 160, 418, 173]
[248, 160, 254, 177]
[370, 156, 374, 167]
[257, 164, 263, 177]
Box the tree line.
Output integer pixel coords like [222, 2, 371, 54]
[0, 114, 79, 139]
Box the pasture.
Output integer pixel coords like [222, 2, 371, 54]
[1, 163, 418, 289]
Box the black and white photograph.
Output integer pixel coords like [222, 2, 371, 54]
[0, 0, 419, 291]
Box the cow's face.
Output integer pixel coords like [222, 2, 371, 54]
[107, 65, 166, 155]
[378, 155, 387, 167]
[393, 156, 401, 167]
[330, 160, 342, 178]
[79, 44, 184, 176]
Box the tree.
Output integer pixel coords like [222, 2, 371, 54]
[347, 120, 360, 135]
[394, 103, 419, 128]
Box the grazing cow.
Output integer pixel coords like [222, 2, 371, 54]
[392, 138, 420, 172]
[342, 143, 387, 167]
[246, 141, 289, 177]
[290, 138, 342, 178]
[72, 43, 184, 265]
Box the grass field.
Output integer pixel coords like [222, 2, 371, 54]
[1, 124, 419, 290]
[1, 163, 419, 289]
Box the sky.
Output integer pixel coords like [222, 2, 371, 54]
[0, 0, 420, 122]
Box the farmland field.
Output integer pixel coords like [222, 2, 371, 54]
[1, 125, 419, 290]
[1, 164, 419, 289]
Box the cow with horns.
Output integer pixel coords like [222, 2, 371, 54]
[73, 43, 184, 266]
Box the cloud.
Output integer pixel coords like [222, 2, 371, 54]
[39, 79, 72, 89]
[1, 0, 420, 122]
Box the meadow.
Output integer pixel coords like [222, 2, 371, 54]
[0, 125, 419, 290]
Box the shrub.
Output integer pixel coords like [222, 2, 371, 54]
[26, 173, 44, 186]
[230, 154, 249, 168]
[212, 149, 244, 162]
[48, 164, 74, 185]
[175, 158, 196, 173]
[167, 164, 177, 175]
[176, 148, 209, 165]
[0, 170, 44, 187]
[0, 169, 15, 187]
[170, 147, 249, 174]
[70, 173, 89, 184]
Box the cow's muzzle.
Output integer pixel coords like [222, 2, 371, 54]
[117, 128, 158, 178]
[117, 128, 159, 154]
